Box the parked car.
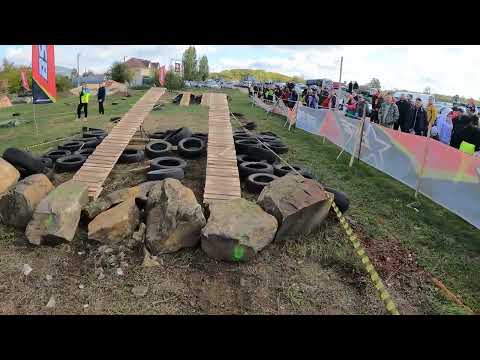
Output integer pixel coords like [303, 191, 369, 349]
[205, 80, 220, 89]
[222, 82, 235, 89]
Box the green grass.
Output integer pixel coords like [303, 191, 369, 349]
[0, 90, 147, 155]
[224, 89, 480, 314]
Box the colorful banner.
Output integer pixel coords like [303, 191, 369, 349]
[159, 66, 166, 86]
[255, 98, 480, 229]
[20, 70, 30, 91]
[32, 45, 56, 104]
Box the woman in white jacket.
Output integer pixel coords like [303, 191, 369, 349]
[435, 107, 453, 145]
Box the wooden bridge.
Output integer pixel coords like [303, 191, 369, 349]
[203, 93, 241, 204]
[72, 87, 165, 200]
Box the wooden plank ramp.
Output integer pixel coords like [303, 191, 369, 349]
[203, 93, 241, 204]
[180, 92, 191, 106]
[72, 87, 165, 200]
[200, 92, 212, 107]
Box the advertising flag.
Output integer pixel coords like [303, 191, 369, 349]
[32, 45, 56, 104]
[20, 70, 30, 91]
[159, 65, 166, 86]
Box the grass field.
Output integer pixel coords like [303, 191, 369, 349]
[0, 89, 147, 155]
[223, 89, 480, 314]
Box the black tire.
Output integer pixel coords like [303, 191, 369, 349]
[39, 157, 53, 168]
[58, 140, 84, 152]
[233, 134, 252, 141]
[3, 148, 45, 174]
[246, 173, 278, 193]
[235, 138, 261, 153]
[44, 149, 72, 163]
[191, 133, 208, 141]
[55, 154, 86, 172]
[149, 131, 169, 140]
[232, 112, 244, 117]
[238, 161, 274, 178]
[164, 127, 192, 145]
[110, 116, 121, 122]
[83, 130, 107, 139]
[146, 168, 185, 181]
[245, 145, 277, 163]
[236, 154, 268, 165]
[259, 135, 280, 142]
[119, 148, 145, 164]
[264, 142, 288, 154]
[324, 187, 350, 214]
[82, 137, 102, 148]
[112, 102, 119, 105]
[233, 129, 247, 135]
[12, 113, 20, 117]
[172, 94, 182, 104]
[243, 122, 256, 130]
[150, 156, 187, 171]
[260, 131, 278, 138]
[75, 148, 95, 157]
[274, 164, 304, 177]
[178, 137, 206, 158]
[145, 140, 173, 159]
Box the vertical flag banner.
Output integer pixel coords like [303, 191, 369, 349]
[20, 70, 30, 91]
[32, 45, 56, 104]
[174, 62, 181, 73]
[159, 65, 166, 86]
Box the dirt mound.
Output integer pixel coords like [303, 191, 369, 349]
[70, 80, 127, 97]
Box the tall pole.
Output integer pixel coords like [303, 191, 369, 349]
[77, 53, 80, 87]
[339, 56, 343, 83]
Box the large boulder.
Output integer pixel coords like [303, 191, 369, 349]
[257, 174, 333, 242]
[88, 198, 140, 245]
[25, 181, 89, 245]
[201, 198, 278, 262]
[0, 158, 20, 194]
[83, 181, 159, 220]
[0, 174, 54, 229]
[145, 179, 206, 255]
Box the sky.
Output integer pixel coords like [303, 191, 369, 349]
[0, 45, 479, 98]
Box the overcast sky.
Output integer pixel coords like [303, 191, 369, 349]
[0, 45, 478, 98]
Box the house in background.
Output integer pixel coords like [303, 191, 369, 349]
[125, 57, 160, 86]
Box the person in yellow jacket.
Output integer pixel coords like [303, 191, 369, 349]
[77, 83, 91, 121]
[426, 96, 438, 131]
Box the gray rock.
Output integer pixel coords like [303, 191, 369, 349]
[145, 179, 206, 255]
[83, 181, 159, 220]
[87, 198, 140, 245]
[201, 198, 278, 262]
[257, 174, 333, 242]
[132, 285, 148, 297]
[127, 222, 146, 249]
[0, 174, 54, 229]
[46, 296, 56, 308]
[25, 181, 89, 245]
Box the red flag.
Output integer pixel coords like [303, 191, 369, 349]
[32, 45, 56, 103]
[159, 66, 166, 86]
[20, 70, 30, 91]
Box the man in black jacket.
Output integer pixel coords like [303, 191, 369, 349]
[348, 81, 353, 93]
[395, 93, 411, 132]
[407, 98, 428, 136]
[97, 82, 106, 115]
[353, 81, 359, 92]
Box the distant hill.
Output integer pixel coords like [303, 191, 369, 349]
[56, 66, 74, 77]
[210, 69, 304, 83]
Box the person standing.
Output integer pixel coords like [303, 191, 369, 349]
[436, 107, 453, 145]
[466, 98, 477, 115]
[371, 90, 383, 124]
[407, 98, 428, 136]
[426, 96, 438, 132]
[378, 95, 399, 128]
[77, 83, 90, 121]
[97, 82, 106, 115]
[396, 94, 411, 132]
[355, 95, 368, 118]
[348, 81, 353, 93]
[353, 81, 359, 92]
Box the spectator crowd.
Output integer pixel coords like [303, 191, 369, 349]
[250, 80, 480, 155]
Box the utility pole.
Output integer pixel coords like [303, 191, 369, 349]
[339, 56, 343, 84]
[77, 53, 80, 87]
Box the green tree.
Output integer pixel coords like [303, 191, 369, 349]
[198, 56, 209, 81]
[1, 59, 15, 72]
[424, 86, 431, 94]
[56, 75, 73, 93]
[108, 62, 132, 83]
[182, 46, 198, 81]
[165, 70, 184, 90]
[368, 78, 381, 89]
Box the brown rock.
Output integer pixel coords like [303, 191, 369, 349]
[0, 158, 20, 194]
[0, 174, 54, 229]
[88, 198, 140, 245]
[25, 180, 89, 245]
[257, 174, 333, 242]
[83, 181, 159, 220]
[201, 198, 278, 262]
[145, 179, 206, 255]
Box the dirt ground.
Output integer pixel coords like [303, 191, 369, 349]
[0, 92, 427, 314]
